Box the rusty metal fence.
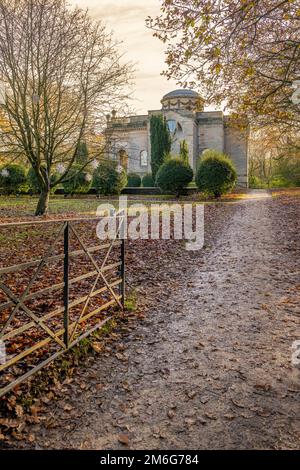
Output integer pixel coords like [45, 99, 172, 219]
[0, 213, 125, 397]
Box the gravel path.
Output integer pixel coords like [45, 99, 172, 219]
[7, 195, 300, 450]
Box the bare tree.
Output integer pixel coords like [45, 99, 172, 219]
[0, 0, 133, 215]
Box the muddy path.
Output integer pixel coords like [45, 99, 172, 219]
[4, 195, 300, 450]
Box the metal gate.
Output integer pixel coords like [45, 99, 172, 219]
[0, 214, 125, 397]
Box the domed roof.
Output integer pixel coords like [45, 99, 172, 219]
[162, 89, 200, 100]
[161, 89, 204, 112]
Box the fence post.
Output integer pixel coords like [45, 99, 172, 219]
[119, 212, 125, 309]
[120, 237, 125, 308]
[63, 221, 69, 348]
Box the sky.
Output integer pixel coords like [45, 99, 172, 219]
[73, 0, 180, 115]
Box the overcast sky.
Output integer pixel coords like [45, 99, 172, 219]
[73, 0, 180, 114]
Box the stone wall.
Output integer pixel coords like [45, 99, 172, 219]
[105, 108, 249, 187]
[125, 128, 149, 175]
[105, 125, 149, 176]
[224, 118, 249, 187]
[197, 113, 224, 164]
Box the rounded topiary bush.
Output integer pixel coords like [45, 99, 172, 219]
[0, 164, 27, 194]
[196, 150, 237, 198]
[156, 157, 193, 197]
[62, 164, 92, 195]
[142, 173, 154, 187]
[127, 172, 141, 187]
[93, 159, 127, 195]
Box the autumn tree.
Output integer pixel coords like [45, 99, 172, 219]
[0, 0, 133, 215]
[249, 126, 300, 187]
[148, 1, 300, 130]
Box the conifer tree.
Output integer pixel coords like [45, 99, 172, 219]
[180, 140, 189, 164]
[150, 114, 171, 178]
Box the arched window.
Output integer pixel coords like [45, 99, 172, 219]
[167, 120, 183, 138]
[167, 120, 176, 134]
[140, 150, 148, 167]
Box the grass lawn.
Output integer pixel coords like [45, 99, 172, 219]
[0, 189, 282, 221]
[0, 196, 104, 218]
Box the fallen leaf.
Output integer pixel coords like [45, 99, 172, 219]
[254, 383, 272, 392]
[200, 396, 210, 404]
[0, 418, 20, 428]
[118, 434, 129, 446]
[186, 390, 197, 399]
[116, 352, 125, 361]
[15, 405, 24, 418]
[30, 405, 40, 416]
[92, 342, 103, 353]
[185, 418, 196, 426]
[231, 398, 245, 408]
[122, 381, 130, 391]
[64, 404, 73, 412]
[204, 412, 217, 420]
[224, 414, 235, 421]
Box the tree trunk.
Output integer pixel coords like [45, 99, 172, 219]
[35, 189, 50, 216]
